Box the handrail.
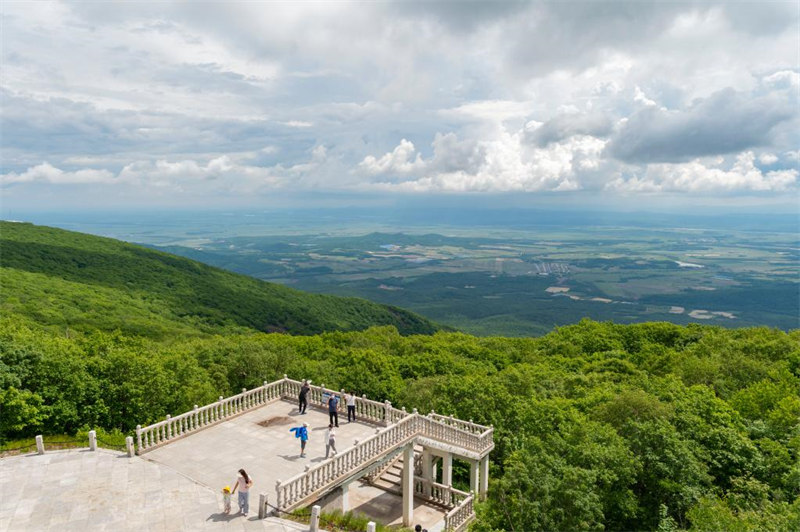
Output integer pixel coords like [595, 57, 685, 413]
[282, 377, 409, 426]
[443, 492, 475, 531]
[414, 477, 470, 507]
[276, 415, 419, 509]
[136, 379, 284, 453]
[135, 376, 415, 454]
[274, 413, 493, 512]
[427, 412, 490, 435]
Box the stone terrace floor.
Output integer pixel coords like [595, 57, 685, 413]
[0, 448, 306, 531]
[1, 400, 446, 531]
[143, 399, 380, 497]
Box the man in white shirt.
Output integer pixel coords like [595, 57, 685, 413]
[345, 391, 356, 422]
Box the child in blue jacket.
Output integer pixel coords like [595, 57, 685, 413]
[289, 422, 309, 457]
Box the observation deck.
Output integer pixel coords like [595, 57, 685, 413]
[137, 376, 493, 530]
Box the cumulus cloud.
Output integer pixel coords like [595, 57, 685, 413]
[1, 162, 115, 185]
[358, 139, 426, 177]
[359, 129, 606, 193]
[606, 152, 798, 193]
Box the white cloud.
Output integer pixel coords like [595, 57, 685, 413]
[607, 152, 798, 193]
[1, 162, 115, 185]
[759, 153, 778, 165]
[358, 139, 426, 176]
[359, 129, 607, 193]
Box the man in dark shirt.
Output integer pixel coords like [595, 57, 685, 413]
[327, 393, 339, 427]
[299, 380, 310, 414]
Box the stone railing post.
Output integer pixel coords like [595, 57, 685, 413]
[310, 505, 321, 532]
[165, 415, 172, 439]
[125, 436, 134, 457]
[193, 405, 199, 429]
[35, 435, 44, 455]
[136, 425, 142, 453]
[384, 400, 391, 426]
[258, 493, 269, 519]
[88, 430, 97, 451]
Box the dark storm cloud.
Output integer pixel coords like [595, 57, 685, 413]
[606, 88, 797, 163]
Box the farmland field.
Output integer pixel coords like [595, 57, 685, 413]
[19, 209, 799, 336]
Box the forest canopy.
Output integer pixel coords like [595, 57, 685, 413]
[1, 315, 797, 530]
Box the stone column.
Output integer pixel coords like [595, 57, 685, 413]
[421, 448, 432, 497]
[341, 481, 350, 513]
[469, 459, 479, 495]
[88, 430, 97, 451]
[480, 456, 489, 499]
[258, 493, 269, 519]
[310, 505, 320, 532]
[402, 442, 414, 526]
[442, 452, 453, 486]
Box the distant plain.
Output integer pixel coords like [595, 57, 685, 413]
[16, 208, 799, 336]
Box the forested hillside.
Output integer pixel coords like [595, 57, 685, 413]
[1, 222, 798, 530]
[2, 314, 797, 530]
[0, 222, 438, 336]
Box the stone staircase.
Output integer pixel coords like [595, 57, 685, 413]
[368, 444, 423, 495]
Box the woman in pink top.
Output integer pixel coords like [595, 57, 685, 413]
[231, 468, 253, 516]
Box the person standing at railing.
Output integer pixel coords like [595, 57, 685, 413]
[325, 423, 337, 458]
[299, 380, 310, 414]
[290, 422, 309, 457]
[345, 391, 356, 422]
[231, 469, 253, 517]
[327, 393, 340, 427]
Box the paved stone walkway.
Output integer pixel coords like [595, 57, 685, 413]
[1, 399, 449, 531]
[143, 400, 381, 498]
[0, 449, 308, 531]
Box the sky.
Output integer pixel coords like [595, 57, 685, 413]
[1, 1, 799, 214]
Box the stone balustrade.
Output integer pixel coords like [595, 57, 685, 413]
[427, 412, 491, 436]
[413, 477, 470, 508]
[277, 415, 419, 509]
[416, 415, 492, 454]
[443, 492, 475, 532]
[281, 377, 408, 426]
[136, 379, 283, 453]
